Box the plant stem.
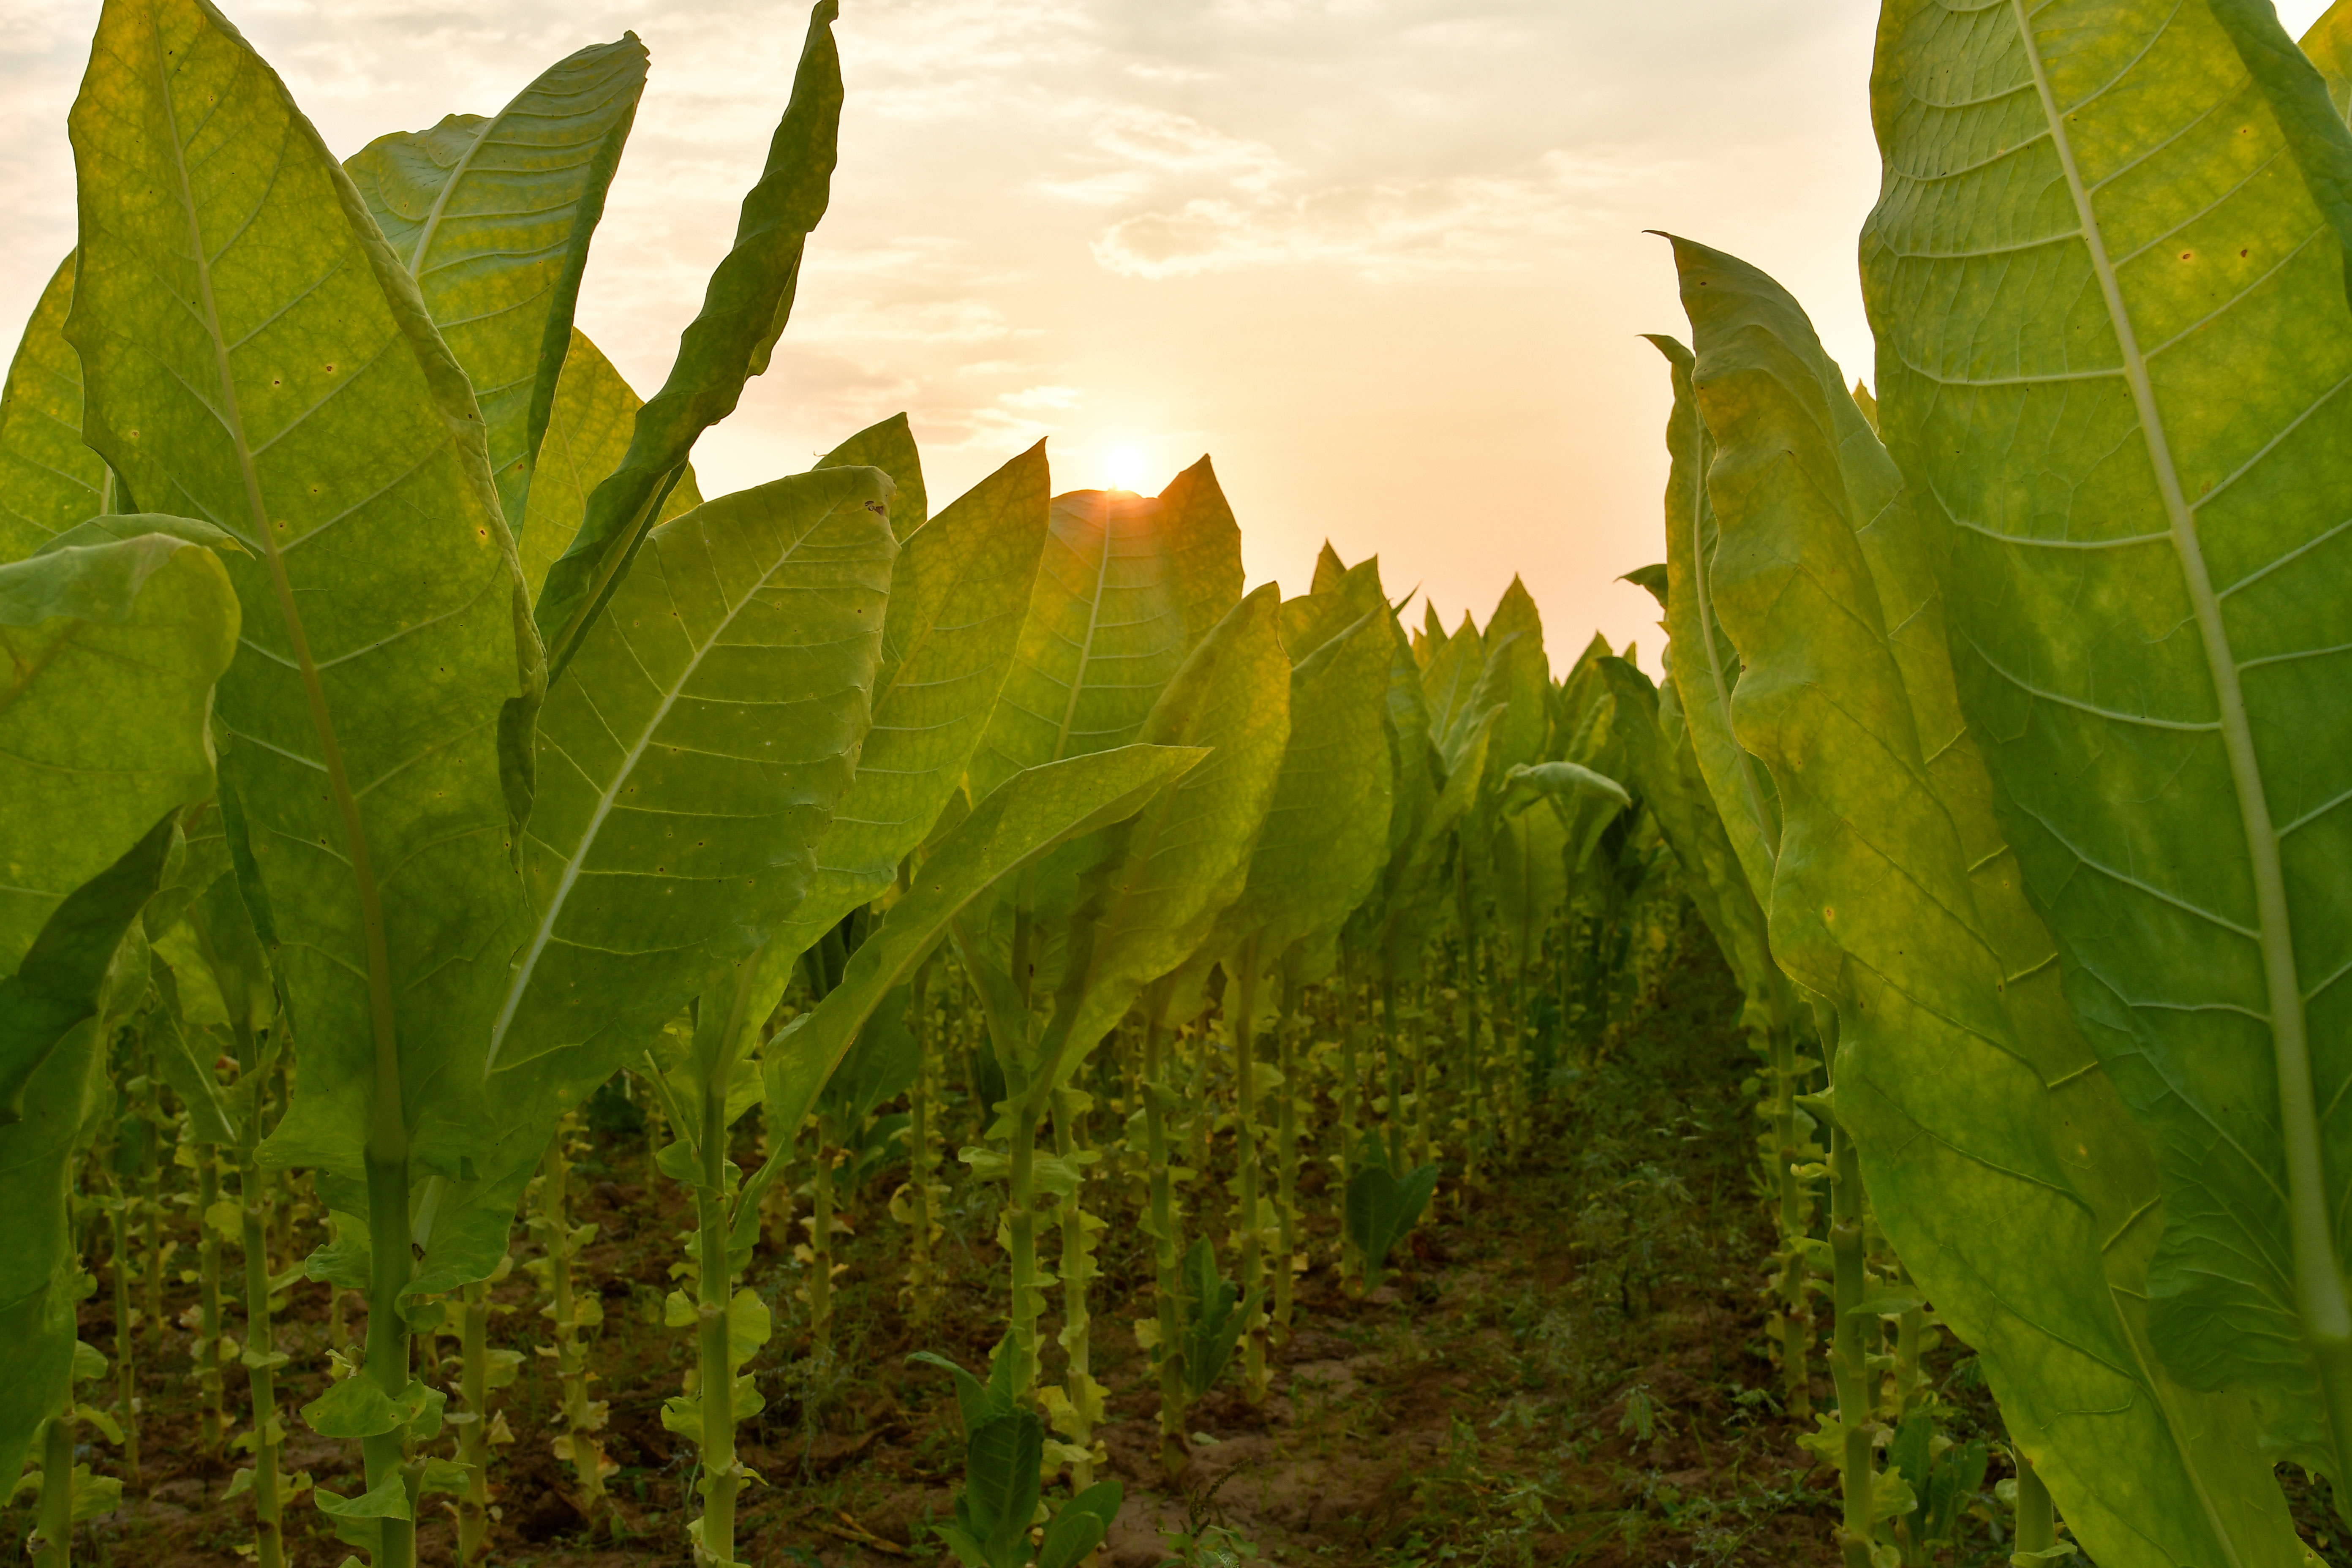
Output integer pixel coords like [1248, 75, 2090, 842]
[1454, 857, 1484, 1184]
[141, 1047, 165, 1347]
[1189, 1022, 1214, 1192]
[1272, 961, 1301, 1348]
[1336, 942, 1361, 1295]
[906, 961, 938, 1325]
[237, 1157, 284, 1568]
[541, 1119, 607, 1518]
[641, 1070, 664, 1192]
[109, 1186, 139, 1481]
[2014, 1453, 2054, 1554]
[1508, 943, 1530, 1155]
[455, 1281, 491, 1567]
[1770, 1024, 1811, 1420]
[1233, 936, 1267, 1404]
[1381, 942, 1405, 1175]
[1140, 989, 1189, 1478]
[1827, 1123, 1873, 1568]
[363, 1153, 417, 1568]
[33, 1413, 71, 1568]
[810, 1115, 837, 1357]
[695, 1056, 740, 1565]
[1410, 979, 1433, 1174]
[1053, 1083, 1097, 1487]
[198, 1152, 224, 1452]
[1007, 1092, 1041, 1399]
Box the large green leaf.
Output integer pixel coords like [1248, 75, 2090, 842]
[1030, 585, 1290, 1085]
[534, 2, 843, 672]
[518, 329, 704, 604]
[0, 531, 237, 979]
[1280, 550, 1384, 664]
[748, 438, 1049, 988]
[1862, 0, 2352, 1489]
[347, 35, 646, 535]
[0, 527, 231, 1486]
[0, 255, 112, 557]
[1379, 610, 1437, 873]
[485, 465, 896, 1078]
[1646, 332, 1778, 909]
[758, 744, 1204, 1143]
[67, 0, 536, 1181]
[0, 885, 158, 1490]
[1208, 599, 1394, 972]
[816, 411, 928, 540]
[1473, 577, 1549, 780]
[967, 460, 1243, 800]
[1309, 539, 1348, 596]
[1421, 612, 1484, 767]
[1674, 234, 2305, 1567]
[2308, 3, 2352, 120]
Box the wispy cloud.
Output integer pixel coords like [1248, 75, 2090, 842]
[1092, 150, 1641, 280]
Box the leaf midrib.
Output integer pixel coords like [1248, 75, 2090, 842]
[486, 505, 834, 1069]
[1051, 494, 1121, 766]
[157, 26, 407, 1159]
[2010, 0, 2338, 1528]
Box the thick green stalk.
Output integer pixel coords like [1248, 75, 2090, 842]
[1052, 1085, 1097, 1488]
[695, 1056, 740, 1566]
[1827, 1125, 1873, 1568]
[362, 1154, 417, 1568]
[1769, 1026, 1811, 1420]
[198, 1152, 224, 1451]
[455, 1282, 491, 1567]
[33, 1414, 71, 1568]
[1272, 968, 1301, 1347]
[2013, 1454, 2055, 1556]
[237, 1165, 284, 1568]
[1141, 999, 1189, 1477]
[1233, 937, 1267, 1404]
[683, 959, 765, 1568]
[109, 1189, 138, 1481]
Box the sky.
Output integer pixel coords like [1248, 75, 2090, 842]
[0, 0, 2335, 668]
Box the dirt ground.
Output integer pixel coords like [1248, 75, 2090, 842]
[37, 934, 2351, 1567]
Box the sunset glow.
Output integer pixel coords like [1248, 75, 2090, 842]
[1099, 444, 1149, 496]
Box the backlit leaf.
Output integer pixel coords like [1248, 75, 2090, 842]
[347, 33, 647, 534]
[1675, 232, 2306, 1567]
[68, 0, 537, 1184]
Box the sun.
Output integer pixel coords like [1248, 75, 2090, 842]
[1102, 444, 1149, 495]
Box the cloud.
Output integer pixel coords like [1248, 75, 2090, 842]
[998, 384, 1084, 411]
[1092, 150, 1640, 280]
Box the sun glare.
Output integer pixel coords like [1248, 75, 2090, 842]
[1102, 444, 1149, 495]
